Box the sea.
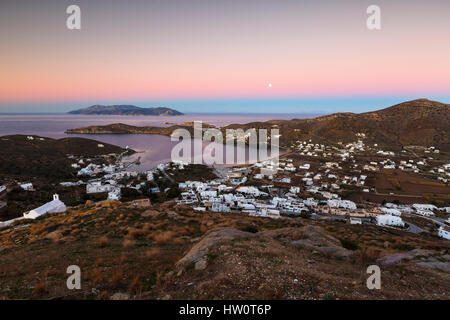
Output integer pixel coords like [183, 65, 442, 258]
[0, 113, 316, 171]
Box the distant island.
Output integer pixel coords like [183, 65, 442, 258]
[68, 105, 183, 116]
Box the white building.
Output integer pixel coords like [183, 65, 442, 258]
[236, 186, 265, 197]
[438, 226, 450, 240]
[416, 210, 435, 217]
[24, 194, 66, 219]
[250, 208, 280, 219]
[19, 183, 33, 191]
[327, 199, 357, 210]
[0, 216, 25, 228]
[376, 214, 405, 227]
[107, 188, 121, 201]
[86, 181, 114, 194]
[381, 208, 402, 216]
[350, 217, 362, 225]
[289, 186, 300, 194]
[413, 204, 437, 211]
[439, 207, 450, 214]
[211, 203, 231, 213]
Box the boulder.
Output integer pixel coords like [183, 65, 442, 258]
[176, 227, 256, 268]
[415, 261, 450, 272]
[377, 249, 434, 266]
[44, 231, 63, 242]
[141, 209, 160, 218]
[111, 292, 130, 300]
[290, 225, 353, 258]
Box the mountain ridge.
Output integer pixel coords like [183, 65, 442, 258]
[68, 105, 183, 116]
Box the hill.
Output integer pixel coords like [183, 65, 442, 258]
[65, 122, 215, 135]
[0, 135, 131, 181]
[223, 98, 450, 151]
[68, 105, 183, 116]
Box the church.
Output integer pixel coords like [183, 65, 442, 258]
[23, 194, 67, 219]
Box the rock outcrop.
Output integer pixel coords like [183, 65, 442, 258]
[176, 228, 256, 268]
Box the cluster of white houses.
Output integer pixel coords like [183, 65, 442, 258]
[175, 170, 450, 239]
[1, 135, 449, 242]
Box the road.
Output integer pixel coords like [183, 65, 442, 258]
[406, 222, 424, 234]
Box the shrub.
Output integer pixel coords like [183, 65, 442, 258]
[145, 248, 161, 259]
[98, 236, 109, 247]
[33, 279, 48, 296]
[90, 268, 106, 286]
[110, 270, 124, 288]
[128, 275, 142, 295]
[122, 239, 136, 249]
[154, 231, 175, 244]
[339, 238, 359, 251]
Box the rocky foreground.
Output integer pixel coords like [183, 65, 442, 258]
[0, 199, 449, 300]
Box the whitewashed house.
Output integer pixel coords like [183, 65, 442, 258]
[438, 226, 450, 240]
[350, 217, 362, 225]
[413, 204, 437, 211]
[416, 210, 435, 217]
[376, 214, 405, 227]
[107, 188, 121, 201]
[23, 194, 66, 219]
[381, 208, 402, 216]
[19, 183, 33, 191]
[439, 207, 450, 214]
[211, 203, 231, 213]
[86, 181, 114, 194]
[327, 200, 357, 210]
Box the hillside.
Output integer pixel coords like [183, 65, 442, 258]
[65, 122, 215, 135]
[223, 99, 450, 151]
[0, 199, 448, 300]
[68, 105, 183, 116]
[0, 135, 131, 181]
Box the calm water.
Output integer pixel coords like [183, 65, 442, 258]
[0, 113, 314, 171]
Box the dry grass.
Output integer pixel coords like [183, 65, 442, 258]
[145, 248, 161, 259]
[96, 291, 110, 300]
[173, 237, 185, 245]
[98, 236, 109, 247]
[126, 227, 146, 239]
[119, 255, 128, 264]
[33, 279, 48, 296]
[110, 270, 124, 288]
[95, 258, 104, 267]
[357, 246, 382, 264]
[90, 268, 107, 286]
[128, 275, 142, 295]
[153, 231, 176, 244]
[122, 239, 136, 249]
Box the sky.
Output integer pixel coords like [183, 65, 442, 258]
[1, 0, 450, 114]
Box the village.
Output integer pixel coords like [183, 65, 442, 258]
[1, 134, 449, 241]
